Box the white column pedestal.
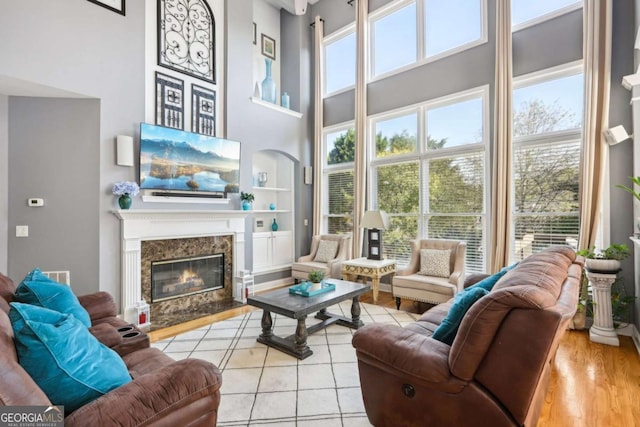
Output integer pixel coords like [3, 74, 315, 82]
[586, 270, 620, 347]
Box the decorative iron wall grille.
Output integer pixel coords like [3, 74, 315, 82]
[192, 84, 216, 136]
[158, 0, 216, 83]
[155, 71, 184, 129]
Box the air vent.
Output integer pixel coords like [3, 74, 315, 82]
[41, 270, 71, 286]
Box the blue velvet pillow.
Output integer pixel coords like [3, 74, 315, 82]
[14, 268, 91, 327]
[9, 302, 131, 414]
[465, 263, 518, 293]
[432, 287, 489, 345]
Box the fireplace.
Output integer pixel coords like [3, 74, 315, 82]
[151, 254, 224, 303]
[141, 235, 238, 330]
[113, 209, 249, 329]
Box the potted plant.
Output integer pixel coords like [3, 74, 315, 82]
[240, 192, 254, 210]
[308, 270, 325, 290]
[112, 181, 140, 210]
[576, 243, 630, 272]
[615, 176, 640, 201]
[610, 278, 636, 328]
[615, 176, 640, 235]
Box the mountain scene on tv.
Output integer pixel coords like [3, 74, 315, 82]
[140, 125, 240, 193]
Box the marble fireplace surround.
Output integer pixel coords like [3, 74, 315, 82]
[113, 210, 249, 326]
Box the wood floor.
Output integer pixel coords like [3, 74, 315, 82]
[149, 290, 640, 427]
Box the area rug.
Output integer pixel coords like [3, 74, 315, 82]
[154, 301, 419, 426]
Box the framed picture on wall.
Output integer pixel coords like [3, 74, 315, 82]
[261, 34, 276, 60]
[87, 0, 125, 15]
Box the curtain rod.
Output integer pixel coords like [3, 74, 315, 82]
[310, 17, 324, 28]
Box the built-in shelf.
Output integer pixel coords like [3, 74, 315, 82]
[253, 209, 290, 213]
[252, 186, 291, 192]
[142, 195, 231, 204]
[250, 97, 303, 118]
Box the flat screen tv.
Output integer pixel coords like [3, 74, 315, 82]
[139, 123, 240, 195]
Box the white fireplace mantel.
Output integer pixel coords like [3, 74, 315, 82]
[113, 209, 249, 324]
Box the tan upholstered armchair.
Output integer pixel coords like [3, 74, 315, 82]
[292, 234, 352, 281]
[392, 239, 466, 309]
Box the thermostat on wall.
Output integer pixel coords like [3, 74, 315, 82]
[28, 198, 44, 207]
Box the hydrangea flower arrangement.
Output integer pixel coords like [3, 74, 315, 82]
[112, 181, 140, 196]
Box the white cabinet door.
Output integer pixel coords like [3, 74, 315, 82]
[253, 233, 272, 271]
[271, 231, 293, 268]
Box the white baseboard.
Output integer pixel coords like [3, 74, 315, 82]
[613, 323, 640, 356]
[616, 323, 634, 337]
[250, 278, 292, 295]
[632, 325, 640, 355]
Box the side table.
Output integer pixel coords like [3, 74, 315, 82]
[341, 257, 396, 304]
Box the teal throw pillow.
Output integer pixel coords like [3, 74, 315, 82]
[14, 268, 91, 327]
[465, 262, 518, 293]
[432, 287, 489, 345]
[9, 302, 131, 414]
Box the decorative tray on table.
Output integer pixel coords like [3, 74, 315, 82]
[289, 281, 336, 297]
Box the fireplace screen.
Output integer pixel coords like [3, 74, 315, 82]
[151, 254, 224, 303]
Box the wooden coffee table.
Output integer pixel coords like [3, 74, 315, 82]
[246, 279, 370, 359]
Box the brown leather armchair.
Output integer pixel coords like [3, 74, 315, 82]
[0, 272, 222, 426]
[353, 246, 583, 427]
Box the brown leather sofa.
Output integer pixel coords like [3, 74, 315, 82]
[0, 272, 222, 426]
[352, 246, 583, 427]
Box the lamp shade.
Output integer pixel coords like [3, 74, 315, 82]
[360, 210, 390, 229]
[116, 135, 134, 166]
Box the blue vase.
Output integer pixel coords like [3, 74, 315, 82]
[242, 200, 252, 210]
[118, 194, 132, 210]
[261, 59, 276, 104]
[271, 218, 278, 231]
[281, 92, 290, 109]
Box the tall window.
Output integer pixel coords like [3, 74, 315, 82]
[511, 64, 583, 262]
[425, 97, 485, 272]
[512, 0, 581, 29]
[372, 1, 417, 77]
[324, 126, 355, 234]
[370, 0, 486, 79]
[370, 90, 487, 272]
[425, 0, 482, 57]
[373, 113, 420, 262]
[324, 27, 356, 95]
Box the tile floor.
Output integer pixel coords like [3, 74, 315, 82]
[153, 301, 419, 426]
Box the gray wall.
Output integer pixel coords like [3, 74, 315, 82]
[0, 0, 146, 302]
[608, 0, 635, 327]
[8, 98, 100, 291]
[225, 0, 313, 284]
[0, 0, 314, 301]
[0, 96, 7, 273]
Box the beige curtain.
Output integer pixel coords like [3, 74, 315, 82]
[313, 16, 324, 236]
[353, 0, 369, 258]
[578, 0, 611, 250]
[490, 0, 513, 272]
